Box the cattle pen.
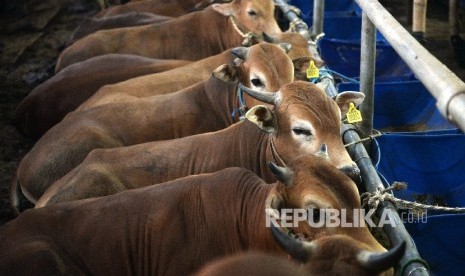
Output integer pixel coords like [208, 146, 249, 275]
[276, 0, 465, 275]
[1, 0, 465, 275]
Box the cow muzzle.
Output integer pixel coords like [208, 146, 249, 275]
[339, 164, 361, 183]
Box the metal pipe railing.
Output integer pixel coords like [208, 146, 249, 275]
[312, 0, 325, 37]
[274, 0, 430, 275]
[359, 12, 376, 141]
[354, 0, 465, 133]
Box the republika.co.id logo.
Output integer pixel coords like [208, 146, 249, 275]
[265, 208, 428, 228]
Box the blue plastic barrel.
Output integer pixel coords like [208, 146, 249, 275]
[374, 130, 465, 276]
[289, 0, 359, 21]
[338, 81, 456, 131]
[315, 15, 412, 78]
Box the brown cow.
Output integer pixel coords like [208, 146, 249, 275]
[67, 12, 173, 45]
[78, 32, 318, 110]
[14, 36, 315, 139]
[55, 0, 282, 71]
[96, 0, 226, 18]
[194, 239, 405, 276]
[14, 54, 191, 139]
[12, 43, 300, 208]
[1, 155, 401, 275]
[34, 81, 363, 207]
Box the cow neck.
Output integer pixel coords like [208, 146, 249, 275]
[269, 136, 288, 167]
[222, 121, 277, 183]
[200, 8, 244, 51]
[232, 179, 284, 252]
[228, 15, 257, 46]
[203, 77, 238, 125]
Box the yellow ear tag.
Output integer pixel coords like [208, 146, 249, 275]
[346, 102, 363, 123]
[306, 60, 319, 79]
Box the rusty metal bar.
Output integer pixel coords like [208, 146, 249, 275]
[412, 0, 427, 34]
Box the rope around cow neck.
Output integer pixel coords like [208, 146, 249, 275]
[344, 129, 382, 147]
[270, 136, 288, 168]
[228, 16, 257, 46]
[361, 182, 465, 213]
[230, 83, 248, 121]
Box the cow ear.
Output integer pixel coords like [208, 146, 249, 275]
[292, 56, 310, 80]
[212, 3, 235, 16]
[334, 91, 365, 115]
[212, 64, 239, 83]
[245, 105, 276, 133]
[293, 56, 325, 75]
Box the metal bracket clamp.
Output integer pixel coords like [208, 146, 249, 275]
[436, 87, 465, 123]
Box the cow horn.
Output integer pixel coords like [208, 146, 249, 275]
[270, 223, 314, 263]
[238, 83, 276, 104]
[315, 144, 330, 161]
[278, 43, 292, 54]
[359, 241, 406, 273]
[267, 161, 293, 186]
[231, 47, 249, 60]
[262, 32, 277, 43]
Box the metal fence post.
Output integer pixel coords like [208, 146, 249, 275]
[312, 0, 325, 38]
[359, 13, 376, 144]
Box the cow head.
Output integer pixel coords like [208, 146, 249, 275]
[212, 43, 313, 109]
[212, 0, 281, 34]
[264, 155, 402, 275]
[243, 81, 363, 180]
[262, 32, 325, 80]
[271, 229, 405, 276]
[262, 32, 323, 62]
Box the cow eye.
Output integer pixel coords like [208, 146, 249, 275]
[251, 78, 264, 87]
[292, 127, 312, 136]
[247, 9, 257, 16]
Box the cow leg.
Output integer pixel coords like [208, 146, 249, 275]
[0, 240, 84, 275]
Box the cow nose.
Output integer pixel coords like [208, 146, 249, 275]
[339, 164, 361, 183]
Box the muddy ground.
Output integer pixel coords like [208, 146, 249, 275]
[0, 0, 464, 227]
[0, 0, 99, 225]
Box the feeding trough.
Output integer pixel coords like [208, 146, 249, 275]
[338, 80, 456, 131]
[314, 15, 412, 78]
[374, 129, 465, 276]
[290, 0, 359, 20]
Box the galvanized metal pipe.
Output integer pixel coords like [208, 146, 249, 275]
[312, 0, 325, 37]
[354, 0, 465, 133]
[359, 12, 376, 140]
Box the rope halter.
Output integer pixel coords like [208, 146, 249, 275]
[229, 15, 259, 46]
